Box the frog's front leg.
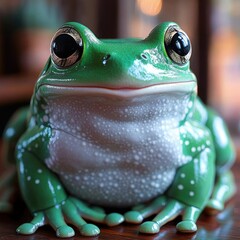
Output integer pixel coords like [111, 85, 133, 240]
[126, 144, 215, 234]
[15, 126, 123, 237]
[156, 146, 214, 233]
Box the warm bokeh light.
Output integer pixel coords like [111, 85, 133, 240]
[136, 0, 162, 16]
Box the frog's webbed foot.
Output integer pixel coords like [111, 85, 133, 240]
[17, 198, 99, 237]
[205, 171, 236, 215]
[141, 201, 199, 234]
[126, 197, 200, 234]
[17, 197, 124, 238]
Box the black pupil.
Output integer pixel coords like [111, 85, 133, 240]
[52, 34, 79, 58]
[171, 32, 190, 56]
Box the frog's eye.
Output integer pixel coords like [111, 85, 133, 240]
[50, 27, 83, 68]
[164, 26, 191, 65]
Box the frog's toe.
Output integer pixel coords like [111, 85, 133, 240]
[176, 220, 197, 233]
[56, 225, 75, 238]
[124, 211, 143, 224]
[139, 221, 160, 234]
[80, 223, 100, 236]
[205, 199, 224, 215]
[16, 223, 38, 235]
[105, 213, 124, 226]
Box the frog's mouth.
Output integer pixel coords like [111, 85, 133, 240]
[38, 81, 196, 99]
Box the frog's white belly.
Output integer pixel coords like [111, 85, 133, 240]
[45, 91, 191, 207]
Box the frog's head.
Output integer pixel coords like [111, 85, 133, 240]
[37, 21, 196, 88]
[34, 22, 197, 126]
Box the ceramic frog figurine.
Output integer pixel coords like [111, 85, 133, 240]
[1, 22, 236, 238]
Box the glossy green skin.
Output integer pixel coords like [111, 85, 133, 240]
[1, 22, 236, 237]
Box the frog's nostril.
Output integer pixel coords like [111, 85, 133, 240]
[102, 54, 111, 65]
[141, 53, 148, 60]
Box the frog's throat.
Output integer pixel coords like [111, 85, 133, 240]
[38, 81, 196, 99]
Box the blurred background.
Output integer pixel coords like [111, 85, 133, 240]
[0, 0, 240, 138]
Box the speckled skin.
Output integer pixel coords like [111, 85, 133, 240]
[1, 22, 236, 237]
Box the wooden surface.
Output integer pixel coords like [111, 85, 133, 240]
[0, 142, 240, 240]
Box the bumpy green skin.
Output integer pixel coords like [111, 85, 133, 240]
[0, 21, 236, 237]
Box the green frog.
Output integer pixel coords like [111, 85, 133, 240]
[1, 22, 236, 237]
